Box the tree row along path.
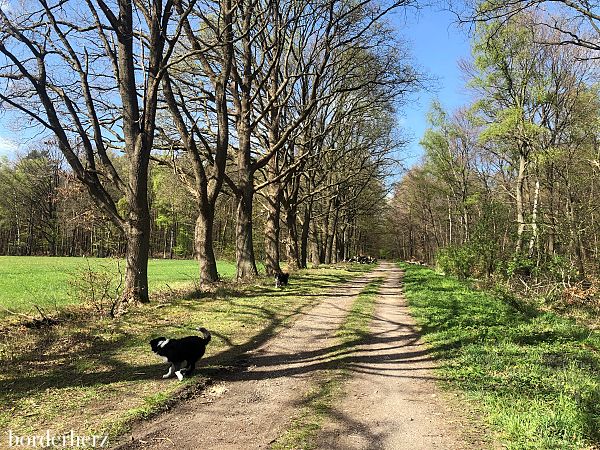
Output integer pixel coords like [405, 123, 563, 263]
[117, 262, 481, 449]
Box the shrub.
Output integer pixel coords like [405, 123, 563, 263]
[506, 254, 536, 278]
[68, 259, 123, 317]
[436, 245, 478, 279]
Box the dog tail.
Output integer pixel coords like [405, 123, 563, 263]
[197, 327, 211, 344]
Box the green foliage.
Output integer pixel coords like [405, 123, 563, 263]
[173, 227, 194, 257]
[0, 150, 62, 255]
[506, 255, 536, 278]
[506, 255, 579, 283]
[543, 255, 579, 283]
[436, 227, 503, 280]
[436, 245, 478, 279]
[400, 263, 600, 449]
[116, 197, 129, 218]
[478, 106, 544, 148]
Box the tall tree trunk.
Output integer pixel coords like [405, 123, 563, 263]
[236, 184, 259, 279]
[311, 219, 321, 266]
[195, 205, 219, 283]
[299, 205, 311, 269]
[528, 178, 540, 257]
[124, 218, 150, 304]
[264, 185, 282, 275]
[515, 151, 528, 255]
[547, 166, 556, 255]
[121, 147, 152, 304]
[328, 207, 339, 263]
[447, 195, 453, 246]
[284, 203, 300, 270]
[566, 191, 585, 278]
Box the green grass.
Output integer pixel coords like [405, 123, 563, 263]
[400, 262, 600, 450]
[272, 277, 383, 450]
[0, 263, 374, 446]
[0, 256, 237, 314]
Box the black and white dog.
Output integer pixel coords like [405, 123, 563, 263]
[150, 327, 211, 381]
[274, 271, 289, 288]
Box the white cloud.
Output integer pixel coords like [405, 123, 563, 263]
[0, 136, 19, 156]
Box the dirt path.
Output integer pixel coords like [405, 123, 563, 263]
[117, 262, 477, 449]
[117, 267, 385, 449]
[317, 263, 475, 449]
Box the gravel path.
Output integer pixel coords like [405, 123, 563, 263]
[116, 262, 479, 449]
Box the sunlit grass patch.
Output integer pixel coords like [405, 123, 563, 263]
[400, 262, 600, 450]
[0, 256, 237, 315]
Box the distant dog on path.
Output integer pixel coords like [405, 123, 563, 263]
[274, 272, 290, 288]
[150, 327, 211, 381]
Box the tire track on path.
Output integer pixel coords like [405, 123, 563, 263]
[316, 263, 482, 449]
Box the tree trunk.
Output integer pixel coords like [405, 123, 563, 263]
[299, 205, 311, 269]
[284, 203, 300, 270]
[169, 224, 175, 259]
[447, 195, 453, 246]
[515, 151, 527, 255]
[547, 166, 556, 255]
[195, 206, 219, 283]
[528, 178, 540, 257]
[236, 186, 259, 280]
[311, 218, 321, 267]
[123, 219, 150, 304]
[566, 191, 585, 278]
[264, 186, 282, 275]
[328, 207, 340, 263]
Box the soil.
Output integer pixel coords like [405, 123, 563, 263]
[115, 262, 489, 450]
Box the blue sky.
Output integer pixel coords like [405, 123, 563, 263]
[0, 4, 474, 165]
[393, 4, 474, 168]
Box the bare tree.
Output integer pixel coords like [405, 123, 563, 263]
[156, 0, 233, 284]
[227, 0, 417, 278]
[0, 0, 188, 303]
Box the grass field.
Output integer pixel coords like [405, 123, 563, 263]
[400, 262, 600, 450]
[0, 262, 372, 446]
[0, 256, 237, 315]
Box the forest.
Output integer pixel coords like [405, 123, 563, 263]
[1, 0, 600, 448]
[387, 3, 600, 315]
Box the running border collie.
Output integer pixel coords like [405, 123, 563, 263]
[150, 327, 211, 381]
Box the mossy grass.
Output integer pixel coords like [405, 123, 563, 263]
[272, 277, 384, 450]
[0, 263, 373, 445]
[400, 262, 600, 450]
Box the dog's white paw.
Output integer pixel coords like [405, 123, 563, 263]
[175, 371, 184, 381]
[163, 373, 171, 378]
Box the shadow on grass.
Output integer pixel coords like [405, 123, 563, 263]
[181, 273, 356, 301]
[0, 270, 381, 403]
[399, 263, 600, 447]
